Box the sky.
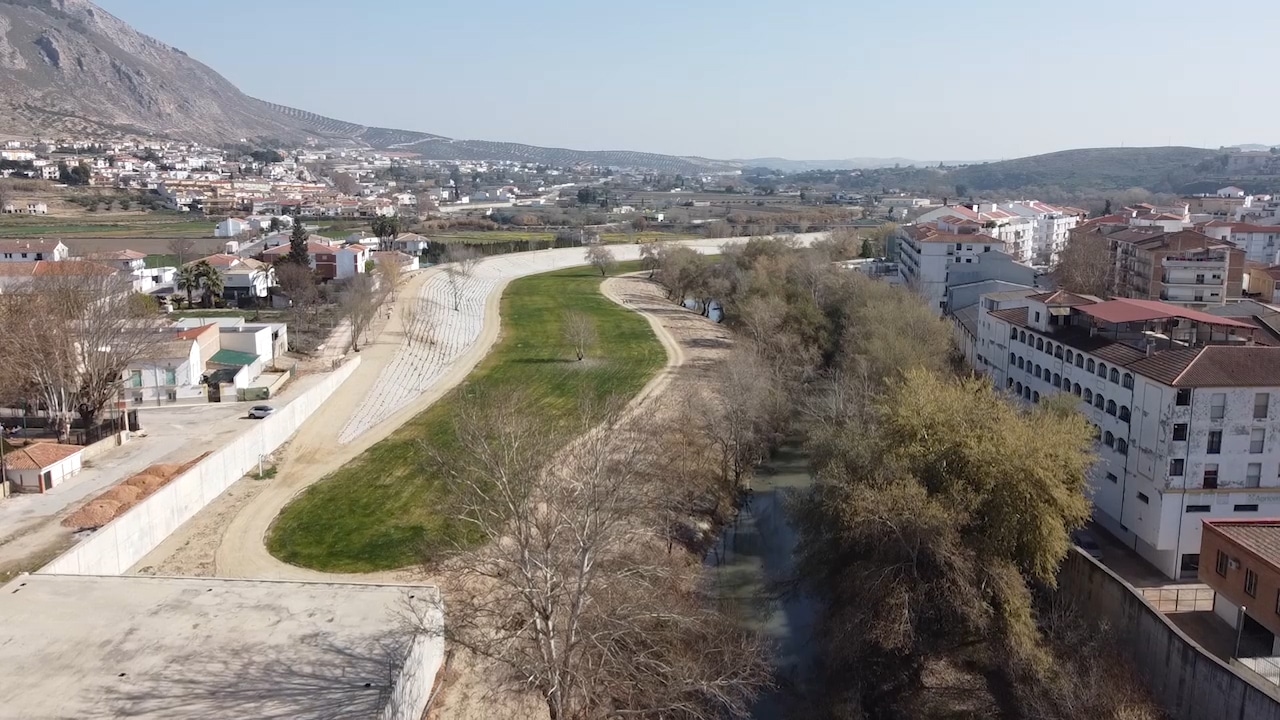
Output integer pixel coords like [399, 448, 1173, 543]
[96, 0, 1280, 161]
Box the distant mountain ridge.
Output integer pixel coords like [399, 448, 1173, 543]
[0, 0, 742, 173]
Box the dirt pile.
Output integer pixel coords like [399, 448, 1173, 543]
[61, 452, 211, 531]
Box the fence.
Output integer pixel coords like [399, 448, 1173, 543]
[40, 358, 361, 576]
[1058, 549, 1280, 719]
[1240, 657, 1280, 688]
[1140, 585, 1216, 613]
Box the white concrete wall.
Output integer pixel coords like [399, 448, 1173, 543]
[40, 358, 361, 576]
[383, 625, 446, 720]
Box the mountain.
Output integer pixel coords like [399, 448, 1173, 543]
[0, 0, 738, 173]
[942, 147, 1222, 193]
[739, 157, 929, 171]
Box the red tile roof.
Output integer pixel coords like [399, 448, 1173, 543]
[2, 442, 83, 470]
[1076, 298, 1254, 328]
[1206, 520, 1280, 567]
[175, 324, 217, 342]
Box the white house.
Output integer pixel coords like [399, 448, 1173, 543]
[214, 218, 250, 238]
[392, 232, 430, 255]
[0, 201, 49, 215]
[0, 239, 69, 262]
[976, 291, 1280, 580]
[221, 259, 275, 303]
[122, 324, 217, 405]
[2, 442, 84, 493]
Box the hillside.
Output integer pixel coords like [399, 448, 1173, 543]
[945, 147, 1221, 193]
[0, 0, 735, 172]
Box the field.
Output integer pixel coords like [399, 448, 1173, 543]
[431, 230, 697, 245]
[266, 262, 664, 572]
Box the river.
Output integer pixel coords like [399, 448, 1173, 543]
[707, 445, 819, 719]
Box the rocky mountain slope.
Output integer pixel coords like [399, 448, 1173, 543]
[0, 0, 734, 172]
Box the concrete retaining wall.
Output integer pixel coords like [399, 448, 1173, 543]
[40, 359, 361, 576]
[1058, 548, 1280, 720]
[384, 629, 446, 720]
[80, 431, 128, 462]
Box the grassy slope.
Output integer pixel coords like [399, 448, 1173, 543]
[947, 146, 1220, 193]
[267, 262, 663, 572]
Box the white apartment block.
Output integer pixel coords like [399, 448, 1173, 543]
[897, 226, 1009, 313]
[1199, 222, 1280, 265]
[915, 201, 1081, 265]
[976, 290, 1280, 580]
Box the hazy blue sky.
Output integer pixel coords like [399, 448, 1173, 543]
[97, 0, 1280, 160]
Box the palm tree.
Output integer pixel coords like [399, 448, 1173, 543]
[175, 265, 201, 307]
[194, 261, 224, 308]
[371, 215, 400, 251]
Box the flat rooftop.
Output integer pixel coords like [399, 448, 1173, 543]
[0, 574, 441, 719]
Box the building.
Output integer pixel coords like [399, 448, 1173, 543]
[214, 218, 249, 238]
[122, 324, 218, 405]
[0, 201, 48, 215]
[392, 232, 431, 256]
[0, 574, 443, 720]
[1, 442, 84, 493]
[261, 240, 370, 280]
[914, 201, 1081, 264]
[834, 257, 902, 285]
[897, 225, 1011, 313]
[172, 316, 288, 365]
[0, 239, 69, 263]
[221, 258, 274, 303]
[1199, 222, 1280, 265]
[1200, 520, 1280, 656]
[0, 259, 121, 292]
[1109, 229, 1244, 307]
[976, 292, 1280, 580]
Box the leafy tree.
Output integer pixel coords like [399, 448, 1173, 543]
[795, 370, 1095, 716]
[59, 162, 91, 186]
[268, 216, 283, 234]
[1102, 198, 1113, 216]
[954, 183, 968, 198]
[859, 237, 874, 258]
[175, 264, 201, 307]
[371, 216, 400, 250]
[584, 244, 616, 277]
[284, 222, 311, 266]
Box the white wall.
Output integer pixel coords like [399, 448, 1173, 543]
[383, 629, 447, 720]
[40, 358, 361, 575]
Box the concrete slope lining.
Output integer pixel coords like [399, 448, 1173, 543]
[336, 235, 823, 444]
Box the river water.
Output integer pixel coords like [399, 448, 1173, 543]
[707, 446, 819, 719]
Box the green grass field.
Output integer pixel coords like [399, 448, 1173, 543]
[266, 262, 664, 572]
[0, 216, 216, 239]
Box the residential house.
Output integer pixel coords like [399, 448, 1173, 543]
[1199, 520, 1280, 656]
[122, 324, 217, 405]
[1, 443, 84, 493]
[215, 218, 250, 238]
[977, 292, 1280, 580]
[391, 233, 431, 256]
[371, 250, 420, 274]
[0, 239, 69, 263]
[0, 202, 48, 215]
[261, 240, 368, 280]
[222, 258, 275, 303]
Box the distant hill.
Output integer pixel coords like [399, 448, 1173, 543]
[943, 147, 1222, 193]
[740, 157, 929, 171]
[0, 0, 739, 173]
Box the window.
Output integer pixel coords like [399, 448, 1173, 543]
[1009, 352, 1016, 365]
[1238, 504, 1261, 513]
[164, 368, 177, 386]
[1036, 338, 1044, 351]
[1248, 463, 1262, 488]
[1053, 373, 1061, 387]
[1109, 368, 1120, 383]
[1020, 330, 1027, 344]
[1094, 394, 1105, 410]
[1176, 388, 1192, 406]
[1117, 438, 1128, 455]
[1087, 359, 1096, 373]
[1248, 569, 1261, 598]
[1173, 423, 1188, 441]
[1251, 428, 1266, 454]
[1122, 373, 1134, 389]
[1207, 431, 1222, 454]
[1066, 350, 1074, 363]
[1016, 382, 1023, 394]
[1106, 472, 1118, 483]
[1257, 393, 1271, 420]
[1203, 463, 1218, 488]
[166, 389, 177, 402]
[1084, 389, 1093, 403]
[1075, 355, 1084, 368]
[1010, 327, 1018, 340]
[1137, 492, 1150, 504]
[1055, 347, 1063, 359]
[129, 370, 142, 388]
[1007, 378, 1014, 389]
[1098, 362, 1108, 379]
[1106, 400, 1117, 416]
[1104, 431, 1114, 447]
[1216, 550, 1229, 576]
[1073, 383, 1082, 396]
[1170, 458, 1185, 477]
[1035, 312, 1042, 323]
[1018, 357, 1025, 369]
[1119, 406, 1131, 422]
[1211, 393, 1226, 420]
[1033, 391, 1040, 403]
[1024, 387, 1031, 400]
[1045, 342, 1054, 356]
[1187, 505, 1210, 513]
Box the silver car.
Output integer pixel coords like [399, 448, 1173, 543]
[247, 405, 275, 419]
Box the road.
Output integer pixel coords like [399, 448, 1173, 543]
[197, 233, 824, 580]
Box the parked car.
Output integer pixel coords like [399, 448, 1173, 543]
[247, 405, 275, 419]
[1072, 529, 1103, 561]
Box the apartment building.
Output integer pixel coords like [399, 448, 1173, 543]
[976, 291, 1280, 580]
[1199, 222, 1280, 265]
[896, 225, 1009, 313]
[915, 201, 1082, 264]
[1109, 229, 1244, 307]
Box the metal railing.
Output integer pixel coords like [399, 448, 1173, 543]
[1140, 585, 1215, 613]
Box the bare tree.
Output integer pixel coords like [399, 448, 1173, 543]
[166, 237, 198, 267]
[444, 245, 481, 312]
[376, 255, 404, 301]
[421, 391, 772, 720]
[561, 309, 597, 362]
[339, 274, 384, 352]
[0, 271, 160, 440]
[584, 244, 617, 277]
[1055, 229, 1114, 296]
[399, 298, 434, 347]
